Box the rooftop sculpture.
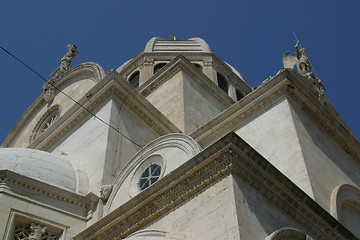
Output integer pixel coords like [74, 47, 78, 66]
[283, 40, 325, 102]
[43, 44, 79, 102]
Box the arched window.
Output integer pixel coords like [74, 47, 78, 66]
[30, 105, 61, 142]
[153, 63, 167, 74]
[193, 63, 203, 71]
[217, 73, 228, 93]
[129, 71, 140, 88]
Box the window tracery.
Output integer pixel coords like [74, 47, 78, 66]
[139, 164, 161, 191]
[14, 223, 60, 240]
[30, 105, 61, 142]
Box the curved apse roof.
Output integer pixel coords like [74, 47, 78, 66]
[116, 37, 212, 73]
[0, 148, 77, 192]
[144, 37, 212, 53]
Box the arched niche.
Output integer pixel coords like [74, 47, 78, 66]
[266, 227, 309, 240]
[124, 229, 176, 240]
[330, 184, 360, 237]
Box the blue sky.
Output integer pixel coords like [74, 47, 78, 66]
[0, 1, 359, 144]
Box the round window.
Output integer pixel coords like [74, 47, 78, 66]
[129, 154, 165, 197]
[139, 164, 161, 191]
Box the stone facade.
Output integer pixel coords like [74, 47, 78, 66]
[1, 38, 359, 240]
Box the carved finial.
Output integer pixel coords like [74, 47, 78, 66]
[170, 31, 178, 41]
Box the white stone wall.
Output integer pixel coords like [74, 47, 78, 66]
[146, 71, 185, 131]
[52, 99, 159, 195]
[232, 175, 305, 240]
[235, 99, 314, 199]
[183, 71, 226, 134]
[52, 100, 113, 194]
[289, 101, 360, 211]
[145, 175, 241, 240]
[146, 70, 227, 134]
[235, 98, 360, 213]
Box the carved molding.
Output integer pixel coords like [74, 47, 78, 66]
[0, 170, 99, 220]
[74, 133, 355, 240]
[2, 62, 106, 148]
[26, 73, 180, 151]
[191, 69, 360, 167]
[330, 184, 360, 220]
[266, 227, 311, 240]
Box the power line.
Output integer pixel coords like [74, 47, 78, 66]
[0, 46, 143, 148]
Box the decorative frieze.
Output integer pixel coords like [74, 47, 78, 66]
[0, 170, 99, 220]
[74, 133, 355, 240]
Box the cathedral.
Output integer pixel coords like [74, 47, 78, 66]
[1, 37, 359, 240]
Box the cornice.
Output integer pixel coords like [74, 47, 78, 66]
[190, 69, 360, 165]
[28, 72, 180, 151]
[138, 54, 235, 107]
[74, 132, 356, 240]
[190, 72, 290, 142]
[0, 170, 98, 220]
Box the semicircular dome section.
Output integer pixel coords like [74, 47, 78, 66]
[144, 37, 211, 53]
[104, 133, 202, 215]
[124, 229, 175, 240]
[0, 148, 77, 192]
[2, 62, 106, 148]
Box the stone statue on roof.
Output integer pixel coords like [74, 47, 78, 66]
[50, 44, 79, 80]
[282, 40, 326, 103]
[59, 44, 79, 73]
[282, 40, 311, 75]
[44, 44, 79, 102]
[295, 40, 311, 75]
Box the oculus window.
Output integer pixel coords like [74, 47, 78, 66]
[129, 154, 165, 197]
[139, 164, 161, 191]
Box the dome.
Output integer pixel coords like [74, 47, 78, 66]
[0, 148, 77, 192]
[144, 37, 211, 53]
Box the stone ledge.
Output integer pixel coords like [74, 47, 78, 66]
[0, 170, 98, 220]
[74, 132, 356, 240]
